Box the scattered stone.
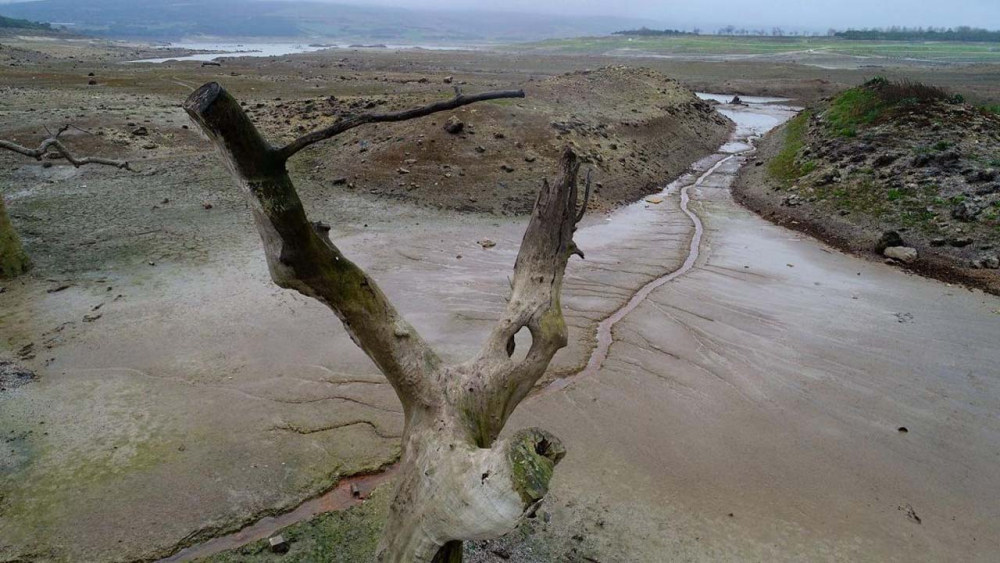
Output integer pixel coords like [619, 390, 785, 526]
[884, 246, 918, 264]
[268, 535, 290, 554]
[202, 202, 213, 210]
[442, 76, 453, 84]
[781, 194, 803, 207]
[523, 153, 537, 163]
[142, 143, 158, 150]
[0, 360, 36, 392]
[478, 239, 496, 249]
[500, 163, 514, 173]
[46, 284, 72, 293]
[875, 231, 904, 253]
[951, 201, 981, 222]
[950, 237, 973, 248]
[131, 126, 148, 136]
[87, 79, 97, 86]
[474, 145, 486, 153]
[443, 115, 464, 134]
[82, 313, 102, 323]
[332, 177, 347, 185]
[645, 196, 663, 204]
[397, 168, 410, 175]
[350, 483, 362, 498]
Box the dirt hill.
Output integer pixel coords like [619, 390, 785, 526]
[736, 78, 1000, 293]
[256, 65, 731, 215]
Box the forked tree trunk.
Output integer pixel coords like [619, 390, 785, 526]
[0, 197, 31, 278]
[184, 82, 587, 562]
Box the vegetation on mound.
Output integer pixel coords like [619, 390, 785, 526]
[825, 77, 961, 137]
[768, 110, 815, 184]
[762, 77, 1000, 276]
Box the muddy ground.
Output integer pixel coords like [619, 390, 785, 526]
[2, 37, 1000, 563]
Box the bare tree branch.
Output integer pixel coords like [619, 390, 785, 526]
[275, 89, 525, 161]
[183, 82, 443, 411]
[0, 125, 130, 170]
[459, 148, 587, 444]
[183, 81, 584, 562]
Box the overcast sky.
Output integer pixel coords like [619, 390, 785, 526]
[334, 0, 1000, 31]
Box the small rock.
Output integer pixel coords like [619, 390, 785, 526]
[350, 483, 362, 498]
[875, 231, 904, 253]
[397, 167, 410, 175]
[442, 76, 453, 84]
[950, 237, 973, 248]
[142, 143, 158, 150]
[443, 116, 464, 134]
[332, 177, 347, 185]
[202, 202, 213, 210]
[984, 256, 1000, 269]
[951, 201, 981, 222]
[268, 535, 290, 554]
[523, 153, 537, 163]
[87, 79, 97, 86]
[500, 164, 514, 173]
[479, 239, 496, 249]
[474, 145, 486, 153]
[131, 126, 148, 136]
[884, 246, 918, 264]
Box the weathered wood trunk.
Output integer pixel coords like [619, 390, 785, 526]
[0, 197, 31, 278]
[184, 82, 586, 562]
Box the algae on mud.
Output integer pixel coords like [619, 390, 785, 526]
[0, 197, 31, 278]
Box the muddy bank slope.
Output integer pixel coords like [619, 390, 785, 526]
[735, 79, 1000, 293]
[259, 65, 730, 215]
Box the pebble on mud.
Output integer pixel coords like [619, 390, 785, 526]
[884, 246, 918, 264]
[443, 115, 464, 134]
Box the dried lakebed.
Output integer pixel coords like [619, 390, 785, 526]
[2, 99, 999, 562]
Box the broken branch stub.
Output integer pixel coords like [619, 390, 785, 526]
[183, 81, 585, 562]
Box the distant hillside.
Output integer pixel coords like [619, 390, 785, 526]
[0, 0, 657, 42]
[0, 14, 50, 30]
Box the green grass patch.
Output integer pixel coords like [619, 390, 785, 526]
[824, 78, 957, 137]
[768, 110, 813, 184]
[826, 87, 883, 136]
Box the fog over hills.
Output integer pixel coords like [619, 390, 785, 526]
[0, 0, 658, 42]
